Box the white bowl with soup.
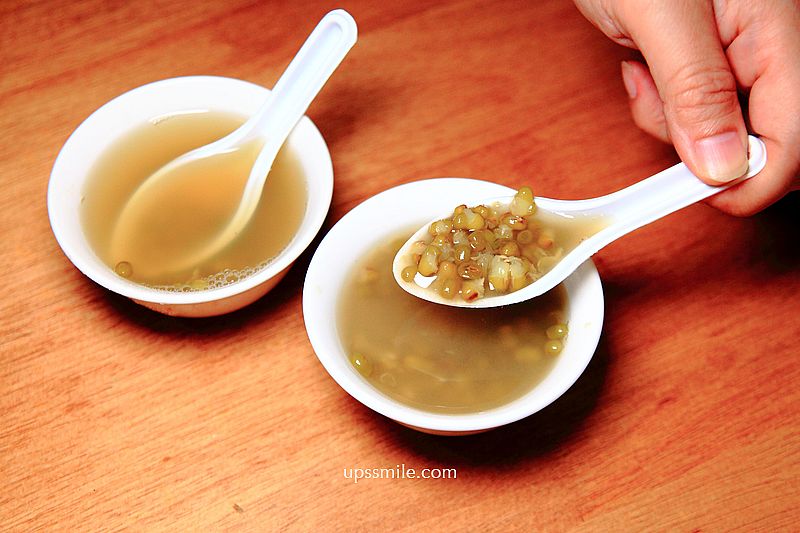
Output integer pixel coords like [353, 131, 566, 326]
[48, 76, 333, 317]
[303, 178, 604, 435]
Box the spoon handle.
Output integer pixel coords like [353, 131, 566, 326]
[197, 10, 355, 266]
[239, 10, 357, 146]
[591, 135, 766, 241]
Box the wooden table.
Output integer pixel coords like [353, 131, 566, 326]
[2, 0, 798, 530]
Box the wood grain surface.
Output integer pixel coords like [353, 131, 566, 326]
[2, 0, 798, 531]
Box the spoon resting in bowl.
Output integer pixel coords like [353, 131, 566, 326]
[393, 135, 767, 308]
[109, 9, 357, 280]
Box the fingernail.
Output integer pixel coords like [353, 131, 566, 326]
[694, 132, 748, 183]
[621, 61, 637, 99]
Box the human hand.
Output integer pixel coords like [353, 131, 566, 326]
[574, 0, 800, 215]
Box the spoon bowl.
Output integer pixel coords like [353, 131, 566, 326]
[394, 135, 767, 308]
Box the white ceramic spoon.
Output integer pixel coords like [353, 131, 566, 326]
[111, 9, 356, 276]
[394, 135, 767, 308]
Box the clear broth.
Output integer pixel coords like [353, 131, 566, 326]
[81, 110, 307, 289]
[337, 231, 570, 414]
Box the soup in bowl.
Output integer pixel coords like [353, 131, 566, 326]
[303, 178, 604, 435]
[48, 76, 333, 317]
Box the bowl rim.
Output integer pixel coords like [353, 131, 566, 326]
[303, 177, 605, 432]
[47, 75, 333, 305]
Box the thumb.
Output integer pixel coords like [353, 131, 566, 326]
[618, 1, 748, 184]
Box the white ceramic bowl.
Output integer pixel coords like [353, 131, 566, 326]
[48, 76, 333, 317]
[303, 178, 604, 435]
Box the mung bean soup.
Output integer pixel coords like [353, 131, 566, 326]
[81, 110, 307, 290]
[338, 230, 570, 414]
[396, 187, 604, 302]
